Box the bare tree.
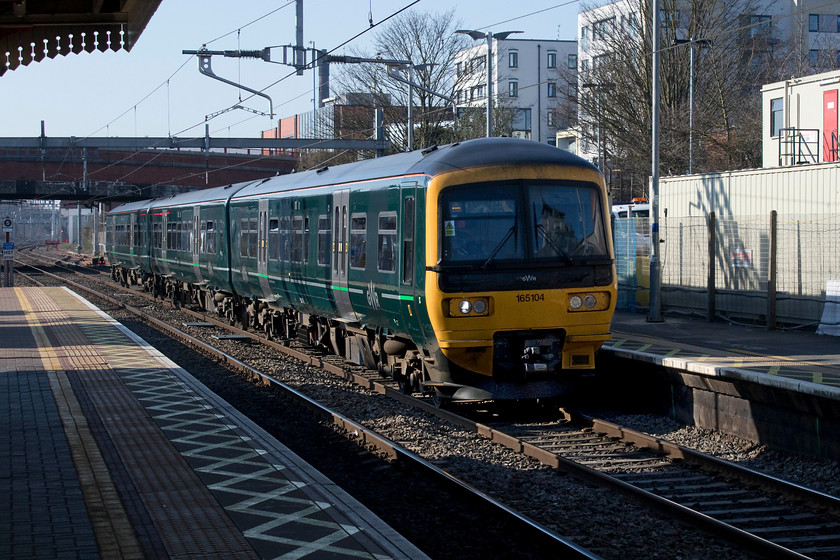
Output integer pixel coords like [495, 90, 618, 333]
[333, 9, 470, 151]
[578, 0, 798, 198]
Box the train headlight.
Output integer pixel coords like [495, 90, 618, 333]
[472, 299, 487, 314]
[447, 297, 491, 317]
[568, 292, 611, 312]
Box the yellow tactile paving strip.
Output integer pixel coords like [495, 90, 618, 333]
[12, 287, 143, 559]
[9, 287, 258, 559]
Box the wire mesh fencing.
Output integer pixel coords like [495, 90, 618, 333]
[613, 212, 840, 329]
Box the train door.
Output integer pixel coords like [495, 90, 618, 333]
[139, 209, 150, 272]
[331, 189, 356, 320]
[398, 181, 426, 342]
[257, 198, 272, 299]
[160, 210, 171, 276]
[129, 212, 136, 267]
[192, 212, 203, 284]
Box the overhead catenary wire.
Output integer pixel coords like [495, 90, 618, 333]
[83, 2, 297, 139]
[81, 1, 424, 196]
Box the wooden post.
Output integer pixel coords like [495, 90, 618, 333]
[707, 212, 716, 321]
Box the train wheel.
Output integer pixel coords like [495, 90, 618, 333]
[430, 390, 450, 410]
[397, 374, 413, 395]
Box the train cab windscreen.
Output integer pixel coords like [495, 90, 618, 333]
[439, 181, 609, 267]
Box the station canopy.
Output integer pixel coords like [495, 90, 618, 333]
[0, 0, 162, 76]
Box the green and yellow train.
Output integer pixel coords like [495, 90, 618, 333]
[106, 137, 616, 405]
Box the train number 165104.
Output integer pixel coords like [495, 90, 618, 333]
[516, 293, 545, 303]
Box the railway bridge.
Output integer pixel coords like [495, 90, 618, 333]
[0, 142, 299, 204]
[0, 134, 388, 205]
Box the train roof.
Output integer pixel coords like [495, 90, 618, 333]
[231, 137, 599, 200]
[147, 179, 265, 210]
[107, 179, 266, 214]
[108, 138, 599, 213]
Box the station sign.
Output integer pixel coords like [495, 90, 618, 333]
[2, 241, 13, 260]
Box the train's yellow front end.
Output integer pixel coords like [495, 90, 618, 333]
[422, 163, 616, 402]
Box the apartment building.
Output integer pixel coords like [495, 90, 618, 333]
[454, 38, 578, 145]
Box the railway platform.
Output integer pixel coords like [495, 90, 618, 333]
[605, 310, 840, 394]
[603, 310, 840, 459]
[0, 286, 428, 560]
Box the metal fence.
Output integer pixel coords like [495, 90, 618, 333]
[613, 212, 840, 330]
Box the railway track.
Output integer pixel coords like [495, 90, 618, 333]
[18, 248, 840, 559]
[488, 414, 840, 559]
[14, 252, 599, 560]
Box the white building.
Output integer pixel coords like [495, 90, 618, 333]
[762, 69, 840, 167]
[454, 38, 577, 145]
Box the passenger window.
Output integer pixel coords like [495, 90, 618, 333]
[377, 212, 397, 273]
[291, 216, 304, 262]
[279, 216, 291, 261]
[240, 219, 248, 257]
[350, 214, 367, 269]
[318, 214, 330, 266]
[248, 218, 258, 258]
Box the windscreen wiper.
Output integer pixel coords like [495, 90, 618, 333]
[482, 225, 517, 269]
[534, 223, 573, 264]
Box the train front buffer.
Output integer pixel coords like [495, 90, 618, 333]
[432, 288, 613, 380]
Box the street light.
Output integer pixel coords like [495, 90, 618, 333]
[649, 0, 662, 322]
[674, 36, 711, 174]
[456, 29, 522, 137]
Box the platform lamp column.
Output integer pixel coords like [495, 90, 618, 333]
[2, 216, 13, 287]
[456, 29, 522, 137]
[92, 202, 99, 259]
[78, 148, 86, 254]
[674, 36, 710, 174]
[648, 0, 663, 322]
[582, 82, 614, 175]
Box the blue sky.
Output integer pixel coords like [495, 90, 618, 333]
[0, 1, 580, 139]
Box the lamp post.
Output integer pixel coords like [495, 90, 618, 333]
[456, 29, 522, 137]
[674, 36, 711, 174]
[649, 0, 663, 322]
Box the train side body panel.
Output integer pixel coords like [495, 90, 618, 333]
[195, 200, 235, 294]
